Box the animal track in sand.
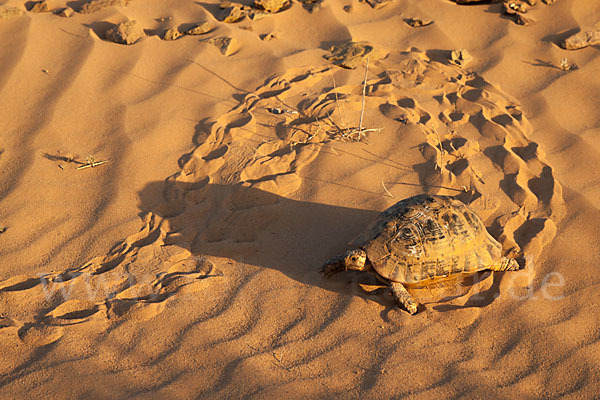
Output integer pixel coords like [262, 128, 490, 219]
[0, 49, 564, 357]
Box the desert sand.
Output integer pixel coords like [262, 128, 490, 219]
[0, 0, 599, 398]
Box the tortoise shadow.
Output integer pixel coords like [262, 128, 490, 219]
[137, 181, 507, 312]
[137, 181, 377, 291]
[431, 271, 504, 312]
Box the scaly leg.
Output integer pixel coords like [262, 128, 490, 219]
[488, 257, 520, 272]
[390, 282, 418, 315]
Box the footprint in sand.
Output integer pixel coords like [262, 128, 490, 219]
[17, 323, 63, 346]
[0, 47, 564, 334]
[173, 48, 563, 266]
[45, 299, 99, 322]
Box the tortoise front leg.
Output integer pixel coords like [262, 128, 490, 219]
[320, 255, 346, 278]
[390, 282, 418, 315]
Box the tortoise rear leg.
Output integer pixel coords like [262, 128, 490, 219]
[488, 257, 520, 272]
[390, 282, 418, 315]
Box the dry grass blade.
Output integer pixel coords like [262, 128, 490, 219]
[77, 155, 109, 170]
[358, 57, 369, 140]
[382, 180, 394, 198]
[559, 58, 577, 71]
[469, 166, 486, 184]
[321, 60, 381, 142]
[432, 128, 444, 173]
[271, 351, 291, 371]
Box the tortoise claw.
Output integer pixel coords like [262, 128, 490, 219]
[320, 262, 345, 278]
[390, 282, 419, 315]
[405, 302, 418, 315]
[320, 255, 346, 278]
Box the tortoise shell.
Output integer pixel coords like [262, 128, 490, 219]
[363, 194, 502, 286]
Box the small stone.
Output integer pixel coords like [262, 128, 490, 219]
[542, 0, 554, 4]
[58, 6, 74, 17]
[324, 41, 375, 69]
[449, 49, 473, 68]
[524, 0, 537, 5]
[343, 4, 353, 12]
[254, 0, 289, 13]
[185, 22, 212, 35]
[561, 30, 600, 50]
[514, 13, 534, 25]
[162, 28, 181, 41]
[504, 1, 528, 14]
[105, 20, 145, 45]
[366, 0, 391, 9]
[0, 6, 24, 19]
[405, 18, 434, 27]
[80, 0, 127, 14]
[220, 5, 248, 23]
[209, 36, 239, 56]
[28, 0, 50, 13]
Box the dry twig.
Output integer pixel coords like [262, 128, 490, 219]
[358, 57, 370, 140]
[382, 180, 394, 198]
[318, 60, 382, 142]
[559, 58, 577, 71]
[432, 128, 445, 173]
[77, 155, 109, 170]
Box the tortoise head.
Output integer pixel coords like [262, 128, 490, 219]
[344, 249, 368, 271]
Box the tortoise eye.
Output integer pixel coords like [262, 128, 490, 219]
[351, 256, 357, 261]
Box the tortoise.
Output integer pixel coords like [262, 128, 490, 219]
[321, 194, 520, 314]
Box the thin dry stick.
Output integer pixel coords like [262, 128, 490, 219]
[358, 57, 370, 139]
[77, 160, 108, 170]
[432, 128, 444, 173]
[469, 165, 486, 184]
[382, 180, 394, 198]
[77, 156, 109, 170]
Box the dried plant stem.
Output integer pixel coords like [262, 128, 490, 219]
[358, 57, 370, 139]
[382, 180, 394, 198]
[77, 159, 109, 170]
[432, 128, 444, 173]
[322, 60, 381, 143]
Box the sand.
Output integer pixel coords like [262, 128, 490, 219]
[0, 0, 599, 398]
